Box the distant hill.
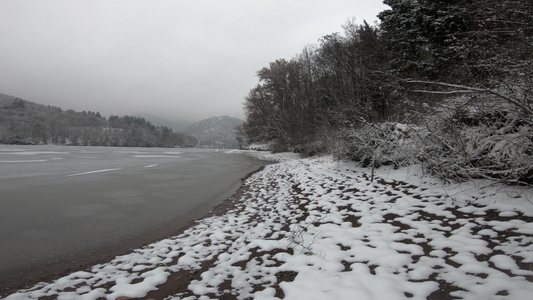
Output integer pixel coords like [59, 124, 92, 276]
[183, 116, 243, 149]
[0, 93, 196, 147]
[138, 113, 192, 131]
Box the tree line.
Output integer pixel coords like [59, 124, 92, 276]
[0, 98, 197, 147]
[240, 0, 533, 183]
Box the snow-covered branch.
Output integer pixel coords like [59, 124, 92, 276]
[405, 80, 533, 115]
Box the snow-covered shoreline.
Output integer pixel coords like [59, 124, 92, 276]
[4, 151, 533, 299]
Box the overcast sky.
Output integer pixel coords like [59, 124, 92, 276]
[0, 0, 387, 126]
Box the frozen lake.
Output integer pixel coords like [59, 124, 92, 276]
[0, 145, 266, 282]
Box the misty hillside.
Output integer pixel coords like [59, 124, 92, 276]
[138, 113, 192, 131]
[183, 116, 243, 149]
[0, 93, 197, 147]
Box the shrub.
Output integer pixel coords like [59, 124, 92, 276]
[333, 121, 422, 169]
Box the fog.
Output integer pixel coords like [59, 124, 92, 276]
[0, 0, 386, 126]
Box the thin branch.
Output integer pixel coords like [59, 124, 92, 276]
[405, 80, 533, 115]
[410, 89, 480, 95]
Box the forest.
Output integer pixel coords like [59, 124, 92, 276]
[239, 0, 533, 184]
[0, 96, 197, 148]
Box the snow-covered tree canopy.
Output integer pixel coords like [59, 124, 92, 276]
[242, 0, 533, 184]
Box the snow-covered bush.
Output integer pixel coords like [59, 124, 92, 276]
[332, 94, 533, 185]
[419, 96, 533, 184]
[246, 143, 271, 151]
[333, 121, 422, 168]
[292, 140, 326, 157]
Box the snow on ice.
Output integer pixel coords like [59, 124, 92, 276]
[4, 151, 533, 299]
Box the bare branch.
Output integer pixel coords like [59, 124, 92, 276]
[405, 80, 533, 115]
[410, 89, 479, 95]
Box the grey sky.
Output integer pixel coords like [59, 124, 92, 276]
[0, 0, 387, 124]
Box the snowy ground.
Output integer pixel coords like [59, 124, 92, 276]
[4, 151, 533, 299]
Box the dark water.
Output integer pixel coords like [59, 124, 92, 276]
[0, 145, 266, 277]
